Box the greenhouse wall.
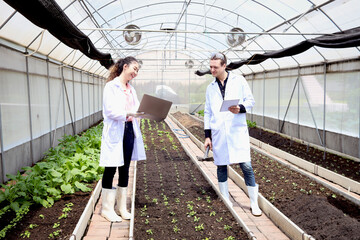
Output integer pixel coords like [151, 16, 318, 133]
[246, 59, 360, 158]
[0, 44, 105, 182]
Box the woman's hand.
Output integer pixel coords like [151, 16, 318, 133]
[127, 111, 145, 118]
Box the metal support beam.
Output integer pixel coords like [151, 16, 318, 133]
[62, 69, 76, 136]
[280, 77, 299, 133]
[72, 68, 77, 134]
[297, 68, 300, 138]
[323, 63, 327, 159]
[277, 69, 280, 132]
[262, 72, 265, 128]
[299, 77, 323, 146]
[0, 105, 5, 183]
[25, 56, 34, 165]
[46, 60, 52, 147]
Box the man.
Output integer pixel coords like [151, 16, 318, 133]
[203, 52, 262, 216]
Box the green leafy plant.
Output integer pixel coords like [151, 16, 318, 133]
[224, 225, 232, 230]
[20, 230, 30, 238]
[173, 225, 180, 233]
[195, 223, 204, 231]
[0, 124, 104, 239]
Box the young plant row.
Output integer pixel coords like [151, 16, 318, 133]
[135, 119, 247, 240]
[171, 113, 360, 239]
[0, 124, 104, 239]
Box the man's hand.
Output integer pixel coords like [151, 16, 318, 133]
[228, 105, 240, 114]
[204, 137, 212, 151]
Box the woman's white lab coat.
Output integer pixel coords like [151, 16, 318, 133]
[99, 77, 146, 167]
[204, 72, 255, 166]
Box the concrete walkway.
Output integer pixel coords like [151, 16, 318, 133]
[83, 162, 135, 240]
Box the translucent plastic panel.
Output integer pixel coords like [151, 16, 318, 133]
[251, 79, 264, 117]
[232, 0, 284, 30]
[264, 77, 279, 119]
[48, 62, 62, 79]
[0, 1, 16, 26]
[64, 1, 88, 26]
[72, 55, 93, 72]
[48, 42, 75, 64]
[0, 70, 30, 151]
[27, 31, 62, 57]
[28, 61, 51, 138]
[279, 76, 299, 123]
[322, 0, 360, 31]
[89, 76, 94, 114]
[64, 79, 74, 125]
[82, 73, 90, 117]
[292, 47, 325, 66]
[317, 47, 360, 62]
[0, 13, 42, 48]
[0, 46, 26, 72]
[49, 77, 64, 129]
[325, 71, 360, 137]
[299, 75, 325, 130]
[74, 80, 83, 121]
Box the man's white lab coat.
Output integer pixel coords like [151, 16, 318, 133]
[204, 72, 255, 166]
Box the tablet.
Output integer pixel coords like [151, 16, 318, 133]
[137, 94, 173, 121]
[220, 99, 240, 112]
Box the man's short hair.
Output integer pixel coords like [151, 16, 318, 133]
[210, 52, 227, 66]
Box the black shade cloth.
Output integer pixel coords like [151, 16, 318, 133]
[195, 27, 360, 76]
[4, 0, 114, 69]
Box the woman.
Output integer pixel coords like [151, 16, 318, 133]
[99, 57, 146, 222]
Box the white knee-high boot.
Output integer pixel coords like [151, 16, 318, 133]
[115, 187, 131, 220]
[218, 181, 232, 207]
[247, 184, 262, 216]
[101, 188, 122, 222]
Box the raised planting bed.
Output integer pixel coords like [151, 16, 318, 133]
[249, 127, 360, 182]
[0, 124, 104, 240]
[171, 111, 360, 240]
[134, 119, 249, 240]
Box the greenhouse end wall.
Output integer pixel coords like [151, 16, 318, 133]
[0, 44, 105, 183]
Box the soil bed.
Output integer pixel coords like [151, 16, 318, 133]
[1, 182, 96, 240]
[172, 111, 360, 240]
[134, 119, 248, 240]
[249, 127, 360, 182]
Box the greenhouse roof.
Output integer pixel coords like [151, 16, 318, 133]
[1, 0, 359, 76]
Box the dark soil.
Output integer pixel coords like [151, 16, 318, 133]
[1, 182, 96, 240]
[134, 119, 249, 240]
[249, 127, 360, 182]
[171, 111, 360, 240]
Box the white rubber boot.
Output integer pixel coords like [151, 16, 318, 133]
[218, 181, 232, 207]
[115, 187, 131, 220]
[247, 184, 262, 216]
[101, 188, 122, 222]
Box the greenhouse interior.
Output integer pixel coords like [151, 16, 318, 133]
[0, 0, 359, 239]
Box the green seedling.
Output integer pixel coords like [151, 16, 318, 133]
[224, 225, 232, 230]
[195, 223, 204, 231]
[20, 230, 30, 238]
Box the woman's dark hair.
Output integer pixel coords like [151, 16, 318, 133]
[107, 56, 138, 82]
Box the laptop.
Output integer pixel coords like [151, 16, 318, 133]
[137, 94, 173, 121]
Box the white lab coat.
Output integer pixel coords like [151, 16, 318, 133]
[99, 77, 146, 167]
[204, 72, 255, 166]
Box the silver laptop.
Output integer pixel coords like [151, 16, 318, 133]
[137, 94, 172, 121]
